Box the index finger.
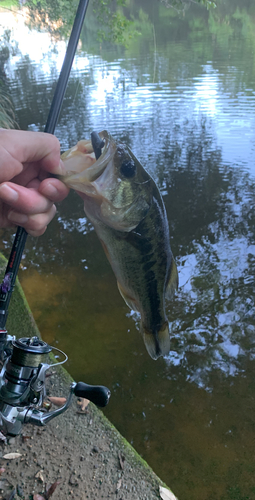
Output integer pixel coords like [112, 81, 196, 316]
[0, 129, 65, 182]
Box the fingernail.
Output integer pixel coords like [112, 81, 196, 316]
[0, 184, 19, 202]
[45, 183, 58, 198]
[8, 211, 28, 224]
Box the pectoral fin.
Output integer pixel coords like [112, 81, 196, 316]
[117, 281, 139, 312]
[142, 322, 170, 360]
[165, 257, 178, 301]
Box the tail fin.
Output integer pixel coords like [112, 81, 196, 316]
[142, 322, 170, 360]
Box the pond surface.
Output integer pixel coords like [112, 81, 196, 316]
[1, 1, 255, 498]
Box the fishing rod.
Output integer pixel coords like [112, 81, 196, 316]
[0, 0, 111, 436]
[0, 0, 90, 331]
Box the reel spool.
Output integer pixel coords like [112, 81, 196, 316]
[0, 337, 51, 406]
[0, 336, 110, 436]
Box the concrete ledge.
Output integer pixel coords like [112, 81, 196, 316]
[0, 252, 176, 499]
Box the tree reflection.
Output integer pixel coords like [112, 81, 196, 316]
[2, 4, 255, 496]
[2, 14, 255, 391]
[0, 5, 254, 498]
[0, 30, 17, 128]
[7, 49, 97, 139]
[159, 124, 255, 388]
[24, 0, 136, 45]
[1, 116, 255, 394]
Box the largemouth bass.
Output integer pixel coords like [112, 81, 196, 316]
[60, 131, 178, 360]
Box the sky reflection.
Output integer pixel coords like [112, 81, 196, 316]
[2, 8, 255, 175]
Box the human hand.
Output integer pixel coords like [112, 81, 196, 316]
[0, 129, 69, 236]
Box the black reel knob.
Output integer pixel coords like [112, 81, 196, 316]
[74, 382, 110, 407]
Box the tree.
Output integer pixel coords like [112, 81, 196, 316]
[160, 0, 216, 11]
[24, 0, 216, 44]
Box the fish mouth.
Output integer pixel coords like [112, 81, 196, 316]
[61, 130, 116, 190]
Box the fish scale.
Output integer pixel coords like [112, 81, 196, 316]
[60, 130, 178, 359]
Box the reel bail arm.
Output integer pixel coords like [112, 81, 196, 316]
[0, 336, 110, 436]
[26, 381, 110, 427]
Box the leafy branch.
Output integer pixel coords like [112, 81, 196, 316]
[94, 0, 137, 46]
[159, 0, 216, 10]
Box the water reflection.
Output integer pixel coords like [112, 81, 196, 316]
[2, 3, 255, 172]
[1, 1, 255, 498]
[0, 117, 254, 498]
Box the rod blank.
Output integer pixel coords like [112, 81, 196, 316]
[0, 0, 90, 329]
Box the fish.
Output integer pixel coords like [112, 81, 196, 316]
[60, 131, 178, 360]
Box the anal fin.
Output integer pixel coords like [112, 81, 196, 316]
[117, 281, 139, 312]
[165, 257, 178, 301]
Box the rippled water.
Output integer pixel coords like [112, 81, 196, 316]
[1, 1, 255, 498]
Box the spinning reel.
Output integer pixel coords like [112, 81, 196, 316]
[0, 0, 111, 437]
[0, 331, 110, 436]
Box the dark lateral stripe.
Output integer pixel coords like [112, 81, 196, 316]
[143, 259, 157, 273]
[144, 269, 162, 330]
[129, 208, 166, 332]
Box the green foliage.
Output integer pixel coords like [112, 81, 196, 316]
[0, 0, 18, 7]
[0, 29, 17, 128]
[23, 0, 215, 44]
[94, 0, 137, 46]
[198, 0, 216, 8]
[25, 0, 80, 39]
[24, 0, 137, 43]
[159, 0, 216, 11]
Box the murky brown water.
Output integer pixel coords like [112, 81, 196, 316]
[1, 1, 255, 498]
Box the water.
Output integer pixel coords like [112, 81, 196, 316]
[1, 1, 255, 498]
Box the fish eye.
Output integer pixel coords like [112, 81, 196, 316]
[120, 159, 136, 178]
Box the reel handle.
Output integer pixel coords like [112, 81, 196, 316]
[74, 382, 110, 407]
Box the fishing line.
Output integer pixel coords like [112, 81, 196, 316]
[72, 79, 82, 105]
[0, 0, 90, 330]
[49, 345, 68, 367]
